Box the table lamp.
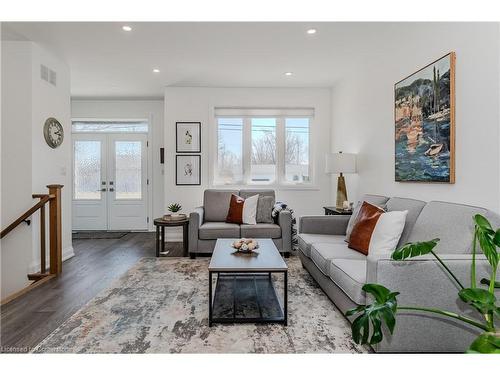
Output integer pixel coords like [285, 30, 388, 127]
[325, 152, 357, 209]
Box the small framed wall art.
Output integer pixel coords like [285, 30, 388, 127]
[176, 122, 201, 153]
[176, 155, 201, 185]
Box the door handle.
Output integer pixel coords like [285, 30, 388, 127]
[109, 188, 115, 192]
[98, 188, 107, 192]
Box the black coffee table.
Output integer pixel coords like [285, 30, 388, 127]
[208, 239, 288, 326]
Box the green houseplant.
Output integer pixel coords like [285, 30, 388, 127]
[167, 203, 182, 218]
[347, 214, 500, 353]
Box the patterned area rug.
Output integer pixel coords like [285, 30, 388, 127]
[34, 257, 368, 353]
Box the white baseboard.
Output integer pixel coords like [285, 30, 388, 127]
[63, 246, 75, 261]
[28, 246, 75, 273]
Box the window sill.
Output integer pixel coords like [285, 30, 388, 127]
[278, 184, 320, 191]
[210, 183, 320, 191]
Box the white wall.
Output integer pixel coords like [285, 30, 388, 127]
[30, 43, 73, 272]
[71, 100, 165, 228]
[331, 23, 500, 213]
[0, 23, 2, 285]
[1, 41, 34, 298]
[164, 87, 332, 238]
[1, 41, 72, 299]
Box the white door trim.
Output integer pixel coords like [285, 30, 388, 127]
[72, 130, 151, 231]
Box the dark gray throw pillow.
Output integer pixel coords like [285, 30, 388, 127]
[256, 196, 275, 223]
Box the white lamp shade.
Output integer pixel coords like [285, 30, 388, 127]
[325, 152, 357, 174]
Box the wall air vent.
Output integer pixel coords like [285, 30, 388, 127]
[49, 69, 57, 86]
[40, 64, 57, 87]
[40, 64, 49, 82]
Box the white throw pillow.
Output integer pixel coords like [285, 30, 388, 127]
[368, 210, 408, 255]
[242, 194, 259, 225]
[345, 200, 362, 241]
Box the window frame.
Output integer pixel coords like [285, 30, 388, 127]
[211, 111, 315, 189]
[71, 118, 149, 133]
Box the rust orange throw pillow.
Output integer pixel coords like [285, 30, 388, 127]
[348, 201, 385, 255]
[226, 194, 246, 224]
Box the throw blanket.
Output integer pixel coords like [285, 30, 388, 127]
[272, 202, 298, 252]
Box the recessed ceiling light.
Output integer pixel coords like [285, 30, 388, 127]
[306, 28, 317, 35]
[153, 68, 160, 73]
[285, 72, 293, 76]
[122, 25, 132, 32]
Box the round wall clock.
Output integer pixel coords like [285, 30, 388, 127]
[43, 117, 64, 148]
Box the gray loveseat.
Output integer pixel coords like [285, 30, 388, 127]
[298, 194, 500, 352]
[189, 189, 292, 258]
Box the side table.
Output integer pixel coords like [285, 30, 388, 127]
[153, 217, 189, 257]
[323, 206, 353, 216]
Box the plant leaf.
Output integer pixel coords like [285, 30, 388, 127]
[459, 288, 496, 304]
[369, 315, 383, 344]
[467, 332, 500, 354]
[380, 308, 397, 334]
[474, 215, 499, 270]
[391, 239, 440, 261]
[346, 284, 400, 345]
[345, 305, 365, 316]
[494, 229, 500, 247]
[458, 288, 499, 315]
[362, 284, 392, 304]
[473, 214, 493, 230]
[351, 314, 369, 344]
[477, 234, 498, 270]
[167, 203, 182, 212]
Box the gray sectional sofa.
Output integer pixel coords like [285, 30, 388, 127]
[189, 189, 292, 258]
[298, 194, 500, 352]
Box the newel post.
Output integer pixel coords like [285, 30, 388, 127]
[47, 184, 63, 275]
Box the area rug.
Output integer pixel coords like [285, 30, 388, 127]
[72, 231, 129, 239]
[34, 257, 369, 353]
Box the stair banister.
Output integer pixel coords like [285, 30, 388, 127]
[0, 185, 64, 302]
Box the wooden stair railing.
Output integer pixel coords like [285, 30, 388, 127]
[1, 185, 64, 297]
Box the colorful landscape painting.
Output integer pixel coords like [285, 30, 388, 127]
[395, 52, 455, 183]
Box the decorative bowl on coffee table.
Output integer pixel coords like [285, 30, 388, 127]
[231, 238, 259, 252]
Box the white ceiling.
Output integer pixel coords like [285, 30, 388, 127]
[2, 22, 414, 98]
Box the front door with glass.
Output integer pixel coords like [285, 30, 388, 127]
[72, 133, 148, 231]
[107, 133, 147, 230]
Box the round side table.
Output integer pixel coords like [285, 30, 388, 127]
[153, 217, 189, 257]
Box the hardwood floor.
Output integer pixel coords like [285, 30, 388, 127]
[0, 232, 184, 352]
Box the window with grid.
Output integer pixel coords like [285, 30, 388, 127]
[214, 108, 313, 186]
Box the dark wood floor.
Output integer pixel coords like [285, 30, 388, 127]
[0, 232, 184, 352]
